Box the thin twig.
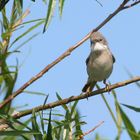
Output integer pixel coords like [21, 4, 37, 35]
[0, 0, 137, 109]
[95, 0, 103, 7]
[122, 0, 140, 9]
[79, 121, 104, 139]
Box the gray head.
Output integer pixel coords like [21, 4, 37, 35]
[90, 32, 108, 45]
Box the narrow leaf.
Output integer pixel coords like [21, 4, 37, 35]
[122, 103, 140, 112]
[23, 90, 46, 96]
[56, 92, 68, 111]
[118, 104, 138, 140]
[0, 0, 10, 11]
[1, 8, 9, 30]
[125, 68, 140, 88]
[41, 94, 49, 133]
[71, 100, 78, 116]
[10, 21, 44, 48]
[43, 0, 56, 33]
[0, 130, 40, 136]
[112, 92, 123, 140]
[32, 110, 43, 140]
[13, 33, 39, 51]
[59, 0, 65, 17]
[46, 109, 53, 140]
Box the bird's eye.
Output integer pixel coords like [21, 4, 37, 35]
[99, 39, 103, 41]
[90, 40, 94, 45]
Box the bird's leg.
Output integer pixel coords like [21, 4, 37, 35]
[85, 87, 91, 100]
[103, 79, 110, 93]
[81, 86, 90, 100]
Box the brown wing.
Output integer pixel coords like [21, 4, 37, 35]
[112, 54, 115, 63]
[86, 55, 90, 66]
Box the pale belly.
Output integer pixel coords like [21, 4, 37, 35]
[87, 51, 113, 82]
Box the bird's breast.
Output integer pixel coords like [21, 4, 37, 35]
[87, 50, 113, 81]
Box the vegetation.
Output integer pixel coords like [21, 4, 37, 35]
[0, 0, 140, 139]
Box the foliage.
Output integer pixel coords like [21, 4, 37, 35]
[0, 0, 140, 140]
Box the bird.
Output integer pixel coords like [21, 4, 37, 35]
[82, 31, 115, 93]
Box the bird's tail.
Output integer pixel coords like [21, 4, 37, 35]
[82, 81, 97, 92]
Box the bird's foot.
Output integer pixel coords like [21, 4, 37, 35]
[103, 80, 111, 93]
[84, 87, 92, 100]
[85, 92, 91, 100]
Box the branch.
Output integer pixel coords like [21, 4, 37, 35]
[95, 0, 103, 7]
[0, 76, 140, 131]
[12, 76, 140, 119]
[79, 121, 104, 139]
[0, 0, 139, 109]
[122, 0, 140, 9]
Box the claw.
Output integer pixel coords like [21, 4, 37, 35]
[85, 87, 91, 100]
[103, 80, 111, 93]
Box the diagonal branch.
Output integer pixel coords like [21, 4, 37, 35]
[79, 121, 104, 139]
[0, 0, 139, 109]
[12, 76, 140, 119]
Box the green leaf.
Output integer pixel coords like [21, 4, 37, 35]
[10, 21, 44, 48]
[46, 109, 53, 140]
[0, 0, 10, 11]
[32, 110, 43, 140]
[32, 110, 39, 131]
[13, 33, 39, 51]
[112, 92, 123, 140]
[94, 133, 108, 140]
[70, 100, 78, 116]
[23, 90, 47, 96]
[43, 0, 56, 33]
[0, 130, 40, 136]
[40, 95, 49, 133]
[59, 0, 65, 17]
[21, 18, 45, 25]
[1, 8, 9, 31]
[56, 92, 69, 111]
[74, 110, 83, 137]
[122, 103, 140, 112]
[42, 0, 47, 4]
[10, 0, 23, 26]
[125, 68, 140, 88]
[39, 112, 45, 134]
[17, 121, 31, 131]
[118, 104, 138, 140]
[1, 31, 11, 39]
[15, 0, 23, 16]
[0, 60, 18, 113]
[42, 94, 49, 106]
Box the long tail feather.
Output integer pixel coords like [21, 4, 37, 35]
[82, 81, 97, 92]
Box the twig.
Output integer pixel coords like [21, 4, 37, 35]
[122, 0, 140, 9]
[12, 76, 140, 119]
[95, 0, 103, 7]
[0, 0, 137, 109]
[79, 121, 104, 139]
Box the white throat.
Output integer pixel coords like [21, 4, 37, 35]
[91, 42, 108, 52]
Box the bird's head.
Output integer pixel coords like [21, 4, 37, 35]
[90, 31, 108, 45]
